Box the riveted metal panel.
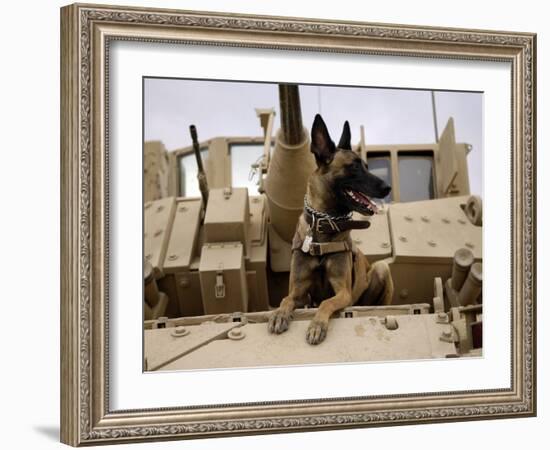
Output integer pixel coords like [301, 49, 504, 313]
[163, 198, 202, 274]
[143, 196, 177, 278]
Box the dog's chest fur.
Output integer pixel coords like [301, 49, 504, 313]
[305, 252, 358, 306]
[308, 263, 335, 306]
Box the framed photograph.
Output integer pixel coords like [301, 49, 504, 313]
[60, 3, 536, 446]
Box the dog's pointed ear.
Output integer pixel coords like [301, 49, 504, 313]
[311, 114, 336, 166]
[338, 121, 352, 150]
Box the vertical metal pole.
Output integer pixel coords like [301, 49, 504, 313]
[359, 125, 367, 159]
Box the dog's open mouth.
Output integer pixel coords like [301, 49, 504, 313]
[345, 189, 380, 215]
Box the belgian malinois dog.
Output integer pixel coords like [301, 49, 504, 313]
[268, 114, 394, 345]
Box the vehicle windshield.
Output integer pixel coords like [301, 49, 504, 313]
[178, 149, 208, 197]
[398, 152, 435, 202]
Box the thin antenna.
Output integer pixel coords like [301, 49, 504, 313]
[317, 86, 322, 115]
[431, 91, 439, 143]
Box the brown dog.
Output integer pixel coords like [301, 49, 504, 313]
[268, 114, 394, 345]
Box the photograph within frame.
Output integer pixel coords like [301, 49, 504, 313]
[143, 78, 484, 372]
[60, 3, 535, 446]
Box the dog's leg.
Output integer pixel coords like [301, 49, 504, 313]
[268, 251, 317, 334]
[359, 260, 394, 306]
[306, 252, 353, 345]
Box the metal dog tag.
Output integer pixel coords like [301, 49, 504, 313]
[301, 234, 313, 253]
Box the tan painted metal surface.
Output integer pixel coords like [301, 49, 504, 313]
[350, 207, 392, 262]
[144, 321, 241, 371]
[264, 128, 316, 243]
[158, 314, 458, 371]
[144, 304, 432, 329]
[144, 141, 170, 202]
[438, 118, 459, 195]
[204, 187, 250, 254]
[389, 196, 482, 263]
[199, 242, 248, 314]
[163, 198, 202, 273]
[144, 196, 176, 278]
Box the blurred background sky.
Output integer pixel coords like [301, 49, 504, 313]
[144, 79, 482, 196]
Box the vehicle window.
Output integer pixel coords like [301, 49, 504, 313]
[229, 143, 265, 194]
[398, 153, 435, 202]
[178, 149, 208, 197]
[367, 155, 392, 202]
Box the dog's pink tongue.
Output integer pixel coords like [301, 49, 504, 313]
[357, 192, 378, 213]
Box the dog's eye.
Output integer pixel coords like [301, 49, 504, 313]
[349, 158, 368, 174]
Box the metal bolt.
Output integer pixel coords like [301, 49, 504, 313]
[154, 229, 162, 237]
[404, 215, 413, 222]
[384, 316, 398, 330]
[156, 205, 164, 213]
[144, 203, 152, 210]
[168, 254, 178, 261]
[145, 254, 152, 260]
[458, 219, 467, 225]
[427, 240, 437, 247]
[228, 328, 245, 340]
[381, 242, 390, 249]
[465, 242, 475, 249]
[178, 206, 188, 213]
[442, 218, 451, 224]
[421, 216, 430, 223]
[399, 236, 408, 243]
[171, 326, 190, 338]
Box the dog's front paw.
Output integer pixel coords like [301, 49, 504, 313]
[268, 309, 292, 334]
[306, 320, 328, 345]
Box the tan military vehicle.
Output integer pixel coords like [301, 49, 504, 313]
[143, 84, 482, 371]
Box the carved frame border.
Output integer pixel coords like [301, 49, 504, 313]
[60, 3, 536, 446]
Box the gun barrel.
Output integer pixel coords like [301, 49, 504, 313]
[278, 84, 303, 146]
[189, 124, 209, 207]
[264, 84, 316, 245]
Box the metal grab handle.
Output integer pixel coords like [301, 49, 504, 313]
[215, 271, 226, 299]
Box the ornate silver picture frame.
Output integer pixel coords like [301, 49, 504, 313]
[60, 3, 536, 446]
